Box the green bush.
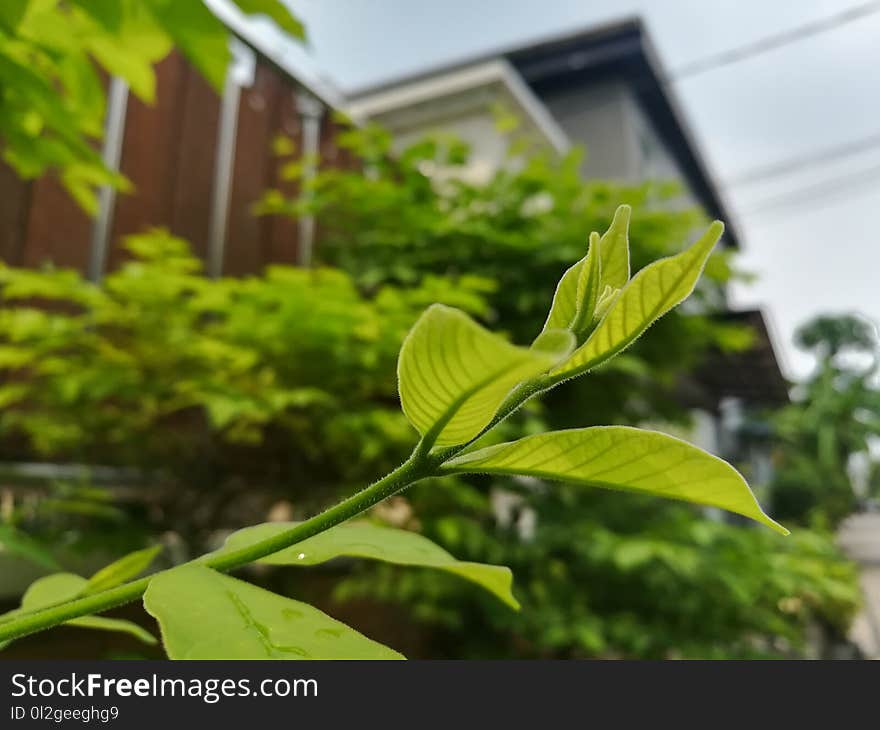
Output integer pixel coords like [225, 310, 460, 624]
[0, 230, 489, 545]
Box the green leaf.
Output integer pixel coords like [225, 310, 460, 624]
[232, 0, 306, 39]
[220, 521, 519, 609]
[445, 426, 788, 535]
[398, 304, 557, 448]
[570, 231, 602, 334]
[593, 284, 619, 322]
[83, 1, 173, 102]
[597, 204, 631, 291]
[143, 565, 404, 659]
[20, 573, 156, 644]
[69, 0, 123, 31]
[85, 545, 162, 594]
[551, 221, 724, 379]
[0, 0, 28, 33]
[542, 205, 630, 335]
[147, 0, 230, 94]
[0, 524, 59, 570]
[530, 328, 576, 360]
[542, 255, 586, 332]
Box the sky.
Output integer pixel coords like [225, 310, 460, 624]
[278, 0, 880, 379]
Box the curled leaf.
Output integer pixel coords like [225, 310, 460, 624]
[398, 304, 556, 448]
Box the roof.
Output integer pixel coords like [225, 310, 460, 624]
[693, 309, 790, 408]
[346, 59, 570, 154]
[353, 17, 742, 248]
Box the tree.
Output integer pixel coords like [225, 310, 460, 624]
[772, 313, 880, 525]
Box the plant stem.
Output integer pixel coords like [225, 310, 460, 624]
[0, 452, 431, 645]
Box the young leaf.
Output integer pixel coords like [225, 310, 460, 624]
[530, 328, 576, 360]
[593, 284, 619, 322]
[597, 204, 631, 291]
[85, 545, 162, 594]
[542, 257, 586, 332]
[542, 205, 629, 334]
[398, 304, 557, 448]
[570, 232, 603, 335]
[551, 221, 724, 379]
[220, 521, 519, 609]
[445, 426, 787, 534]
[143, 565, 404, 659]
[18, 574, 156, 645]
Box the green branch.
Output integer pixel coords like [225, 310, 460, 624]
[0, 451, 432, 645]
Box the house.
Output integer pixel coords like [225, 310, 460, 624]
[347, 17, 789, 499]
[349, 18, 739, 243]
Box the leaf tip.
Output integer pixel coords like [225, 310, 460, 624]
[608, 204, 631, 234]
[763, 515, 790, 536]
[707, 220, 725, 242]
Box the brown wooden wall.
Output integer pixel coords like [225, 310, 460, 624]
[0, 48, 349, 276]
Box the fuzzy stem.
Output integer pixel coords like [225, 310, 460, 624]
[0, 373, 548, 646]
[0, 451, 430, 645]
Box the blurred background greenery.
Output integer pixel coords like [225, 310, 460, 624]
[0, 0, 874, 660]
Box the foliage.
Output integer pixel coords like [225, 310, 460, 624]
[0, 231, 489, 543]
[0, 207, 787, 659]
[771, 313, 880, 525]
[0, 0, 303, 212]
[335, 490, 857, 659]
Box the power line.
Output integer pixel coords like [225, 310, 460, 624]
[741, 159, 880, 216]
[670, 1, 880, 81]
[727, 131, 880, 186]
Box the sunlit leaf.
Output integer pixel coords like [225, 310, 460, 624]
[570, 231, 602, 335]
[530, 328, 576, 360]
[552, 221, 724, 379]
[541, 205, 629, 335]
[221, 521, 519, 609]
[398, 304, 557, 448]
[19, 573, 156, 644]
[85, 545, 162, 594]
[542, 255, 585, 332]
[143, 565, 404, 659]
[597, 204, 631, 291]
[446, 426, 788, 534]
